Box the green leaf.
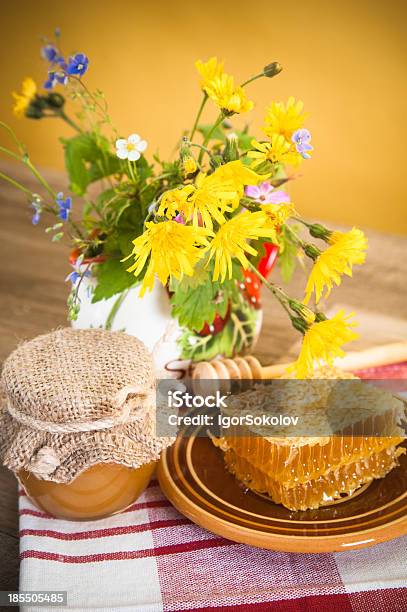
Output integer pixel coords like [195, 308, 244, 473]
[235, 129, 253, 153]
[96, 188, 117, 211]
[115, 205, 144, 255]
[61, 133, 121, 196]
[139, 184, 159, 211]
[117, 229, 137, 258]
[177, 299, 258, 361]
[91, 258, 137, 303]
[178, 328, 226, 361]
[171, 281, 220, 332]
[136, 155, 154, 181]
[170, 275, 237, 332]
[278, 226, 297, 283]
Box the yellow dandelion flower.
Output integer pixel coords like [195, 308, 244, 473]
[157, 185, 195, 220]
[261, 202, 296, 227]
[158, 161, 266, 230]
[125, 221, 210, 296]
[264, 96, 306, 140]
[195, 57, 224, 91]
[12, 77, 37, 117]
[192, 171, 240, 228]
[158, 172, 239, 230]
[212, 160, 268, 196]
[205, 74, 253, 115]
[248, 136, 302, 168]
[290, 310, 358, 378]
[328, 227, 368, 258]
[207, 211, 276, 282]
[304, 228, 368, 304]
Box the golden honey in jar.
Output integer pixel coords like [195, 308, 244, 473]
[19, 462, 157, 521]
[0, 328, 175, 520]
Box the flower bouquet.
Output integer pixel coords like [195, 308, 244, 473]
[1, 30, 368, 377]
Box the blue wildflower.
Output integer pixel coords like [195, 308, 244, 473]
[67, 53, 89, 76]
[32, 210, 41, 225]
[31, 200, 42, 225]
[44, 71, 57, 90]
[55, 71, 68, 85]
[56, 192, 72, 221]
[57, 57, 68, 70]
[66, 270, 80, 284]
[41, 44, 65, 67]
[292, 128, 313, 159]
[65, 261, 91, 285]
[41, 44, 59, 62]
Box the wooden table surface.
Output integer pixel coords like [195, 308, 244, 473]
[0, 163, 406, 592]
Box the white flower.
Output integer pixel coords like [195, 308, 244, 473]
[115, 133, 148, 161]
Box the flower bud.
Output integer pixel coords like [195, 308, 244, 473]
[291, 316, 308, 334]
[25, 104, 44, 119]
[223, 133, 240, 162]
[304, 244, 320, 261]
[308, 223, 331, 241]
[263, 62, 283, 78]
[180, 143, 198, 177]
[46, 92, 65, 109]
[183, 156, 198, 177]
[289, 300, 315, 325]
[210, 155, 223, 170]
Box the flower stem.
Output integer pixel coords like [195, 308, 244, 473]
[247, 260, 292, 316]
[0, 121, 25, 154]
[0, 143, 56, 200]
[0, 144, 22, 162]
[0, 171, 33, 195]
[188, 142, 214, 162]
[285, 223, 307, 249]
[70, 76, 108, 115]
[127, 160, 138, 184]
[56, 109, 82, 132]
[72, 261, 92, 304]
[105, 288, 130, 330]
[190, 93, 208, 141]
[0, 127, 85, 239]
[198, 113, 224, 163]
[292, 216, 309, 227]
[240, 72, 264, 87]
[24, 157, 56, 199]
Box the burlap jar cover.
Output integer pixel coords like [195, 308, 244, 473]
[0, 328, 174, 483]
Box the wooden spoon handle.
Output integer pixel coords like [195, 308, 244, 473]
[261, 340, 407, 379]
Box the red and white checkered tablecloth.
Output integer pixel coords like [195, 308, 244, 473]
[19, 362, 407, 612]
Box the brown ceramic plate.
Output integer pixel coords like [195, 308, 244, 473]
[158, 427, 407, 553]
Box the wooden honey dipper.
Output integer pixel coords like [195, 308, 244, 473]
[191, 341, 407, 394]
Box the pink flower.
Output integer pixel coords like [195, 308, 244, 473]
[245, 181, 290, 204]
[173, 213, 186, 224]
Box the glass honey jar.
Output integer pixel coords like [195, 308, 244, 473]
[0, 328, 174, 520]
[19, 462, 157, 520]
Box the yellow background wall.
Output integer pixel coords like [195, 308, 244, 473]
[1, 0, 406, 233]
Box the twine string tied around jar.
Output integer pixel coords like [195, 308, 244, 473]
[6, 384, 152, 434]
[7, 384, 153, 478]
